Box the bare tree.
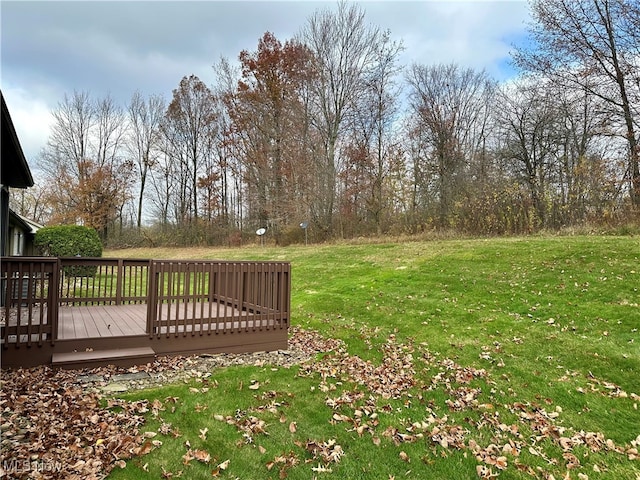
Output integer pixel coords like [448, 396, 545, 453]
[495, 76, 621, 228]
[39, 91, 131, 237]
[162, 75, 218, 225]
[554, 85, 615, 222]
[299, 1, 384, 237]
[406, 63, 495, 226]
[148, 144, 177, 226]
[515, 0, 640, 207]
[127, 91, 165, 228]
[44, 90, 94, 182]
[343, 31, 404, 235]
[403, 115, 434, 232]
[495, 79, 563, 226]
[93, 95, 129, 236]
[94, 95, 125, 169]
[214, 57, 246, 233]
[8, 180, 48, 225]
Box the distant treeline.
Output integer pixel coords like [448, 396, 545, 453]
[13, 1, 639, 246]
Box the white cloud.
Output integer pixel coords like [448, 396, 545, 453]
[2, 86, 54, 166]
[365, 1, 528, 78]
[1, 1, 531, 166]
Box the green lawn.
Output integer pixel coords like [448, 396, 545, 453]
[106, 236, 640, 479]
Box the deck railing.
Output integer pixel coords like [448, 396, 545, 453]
[2, 257, 290, 347]
[147, 260, 290, 338]
[1, 257, 60, 347]
[58, 258, 150, 305]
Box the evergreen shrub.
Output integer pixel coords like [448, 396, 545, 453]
[34, 225, 103, 276]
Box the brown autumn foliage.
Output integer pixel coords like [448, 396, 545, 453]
[225, 32, 316, 242]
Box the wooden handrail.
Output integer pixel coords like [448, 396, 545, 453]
[147, 260, 290, 338]
[58, 257, 150, 305]
[2, 257, 290, 347]
[1, 257, 59, 347]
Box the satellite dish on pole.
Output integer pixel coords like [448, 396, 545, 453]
[300, 222, 309, 245]
[256, 227, 266, 247]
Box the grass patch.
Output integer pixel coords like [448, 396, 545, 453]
[106, 236, 640, 479]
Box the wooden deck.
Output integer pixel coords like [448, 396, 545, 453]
[1, 257, 291, 369]
[2, 302, 289, 369]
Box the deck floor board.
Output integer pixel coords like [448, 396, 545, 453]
[55, 302, 269, 340]
[58, 304, 147, 339]
[5, 304, 284, 340]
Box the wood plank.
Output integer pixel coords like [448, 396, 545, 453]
[80, 307, 102, 337]
[58, 308, 82, 339]
[58, 304, 147, 339]
[87, 306, 113, 336]
[52, 346, 155, 369]
[71, 308, 87, 338]
[103, 305, 144, 336]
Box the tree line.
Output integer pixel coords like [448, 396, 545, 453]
[12, 0, 640, 246]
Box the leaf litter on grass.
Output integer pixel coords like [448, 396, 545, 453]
[105, 322, 638, 479]
[2, 322, 637, 480]
[91, 237, 639, 478]
[0, 327, 336, 480]
[2, 313, 638, 478]
[297, 329, 639, 479]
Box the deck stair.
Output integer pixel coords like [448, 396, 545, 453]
[52, 346, 156, 370]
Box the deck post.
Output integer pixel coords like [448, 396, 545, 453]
[146, 259, 157, 337]
[115, 258, 123, 305]
[50, 258, 60, 343]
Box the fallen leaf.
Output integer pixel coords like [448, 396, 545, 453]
[135, 441, 154, 456]
[193, 449, 212, 464]
[312, 464, 333, 473]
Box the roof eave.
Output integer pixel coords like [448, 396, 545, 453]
[1, 92, 34, 189]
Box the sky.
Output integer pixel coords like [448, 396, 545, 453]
[1, 0, 531, 166]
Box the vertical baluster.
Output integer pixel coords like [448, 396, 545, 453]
[214, 262, 221, 334]
[25, 262, 34, 347]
